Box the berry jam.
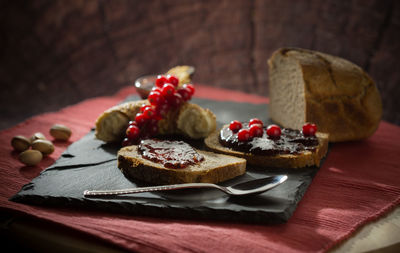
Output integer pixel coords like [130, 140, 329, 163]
[138, 139, 204, 169]
[219, 123, 319, 156]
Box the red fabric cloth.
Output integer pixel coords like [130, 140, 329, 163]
[1, 85, 399, 252]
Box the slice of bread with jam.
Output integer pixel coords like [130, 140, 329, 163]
[204, 122, 329, 169]
[118, 139, 246, 185]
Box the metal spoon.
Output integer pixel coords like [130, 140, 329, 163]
[83, 175, 288, 197]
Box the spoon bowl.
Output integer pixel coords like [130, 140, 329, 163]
[83, 175, 288, 197]
[134, 75, 157, 99]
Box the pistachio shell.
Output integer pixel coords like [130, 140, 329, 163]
[18, 150, 43, 166]
[11, 135, 31, 152]
[50, 124, 72, 141]
[32, 139, 55, 155]
[30, 132, 46, 143]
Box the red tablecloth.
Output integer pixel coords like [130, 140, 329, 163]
[1, 85, 399, 252]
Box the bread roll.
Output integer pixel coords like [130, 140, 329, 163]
[95, 100, 216, 143]
[268, 48, 382, 142]
[166, 65, 195, 86]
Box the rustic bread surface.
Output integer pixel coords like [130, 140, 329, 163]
[268, 47, 382, 142]
[95, 101, 216, 143]
[204, 128, 329, 168]
[166, 65, 194, 86]
[95, 100, 144, 142]
[118, 145, 246, 185]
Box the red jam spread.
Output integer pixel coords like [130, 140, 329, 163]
[219, 123, 319, 155]
[138, 139, 204, 169]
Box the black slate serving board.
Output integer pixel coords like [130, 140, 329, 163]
[11, 97, 323, 224]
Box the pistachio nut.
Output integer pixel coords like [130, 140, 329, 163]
[11, 135, 31, 152]
[30, 132, 46, 143]
[50, 124, 72, 141]
[32, 139, 55, 155]
[18, 150, 43, 166]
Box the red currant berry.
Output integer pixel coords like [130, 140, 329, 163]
[147, 122, 159, 136]
[126, 125, 140, 140]
[177, 87, 192, 101]
[168, 93, 183, 107]
[151, 86, 162, 93]
[143, 106, 156, 119]
[237, 129, 252, 142]
[249, 124, 263, 137]
[148, 91, 162, 106]
[154, 114, 163, 121]
[135, 113, 148, 127]
[167, 75, 179, 87]
[155, 75, 167, 88]
[139, 130, 150, 139]
[122, 137, 132, 147]
[161, 83, 176, 97]
[128, 120, 137, 127]
[266, 124, 281, 138]
[140, 104, 151, 113]
[183, 84, 195, 96]
[249, 118, 263, 127]
[302, 123, 317, 136]
[148, 118, 158, 126]
[154, 101, 170, 118]
[229, 120, 242, 132]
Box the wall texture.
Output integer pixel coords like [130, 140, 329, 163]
[1, 0, 399, 129]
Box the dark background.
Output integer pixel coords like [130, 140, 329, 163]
[1, 0, 399, 130]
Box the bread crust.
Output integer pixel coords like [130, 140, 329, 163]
[204, 127, 329, 168]
[118, 145, 246, 185]
[268, 47, 382, 142]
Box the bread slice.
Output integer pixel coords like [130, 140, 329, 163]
[204, 128, 329, 168]
[118, 145, 246, 185]
[268, 47, 382, 142]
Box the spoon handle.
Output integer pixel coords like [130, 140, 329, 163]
[83, 183, 219, 197]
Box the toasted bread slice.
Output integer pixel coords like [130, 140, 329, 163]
[204, 128, 329, 168]
[118, 145, 246, 185]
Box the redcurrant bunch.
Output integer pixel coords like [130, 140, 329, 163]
[122, 75, 196, 146]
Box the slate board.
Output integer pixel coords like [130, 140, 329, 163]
[11, 97, 324, 224]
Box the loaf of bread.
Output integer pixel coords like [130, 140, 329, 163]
[95, 100, 216, 143]
[204, 127, 329, 168]
[268, 48, 382, 142]
[118, 144, 246, 185]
